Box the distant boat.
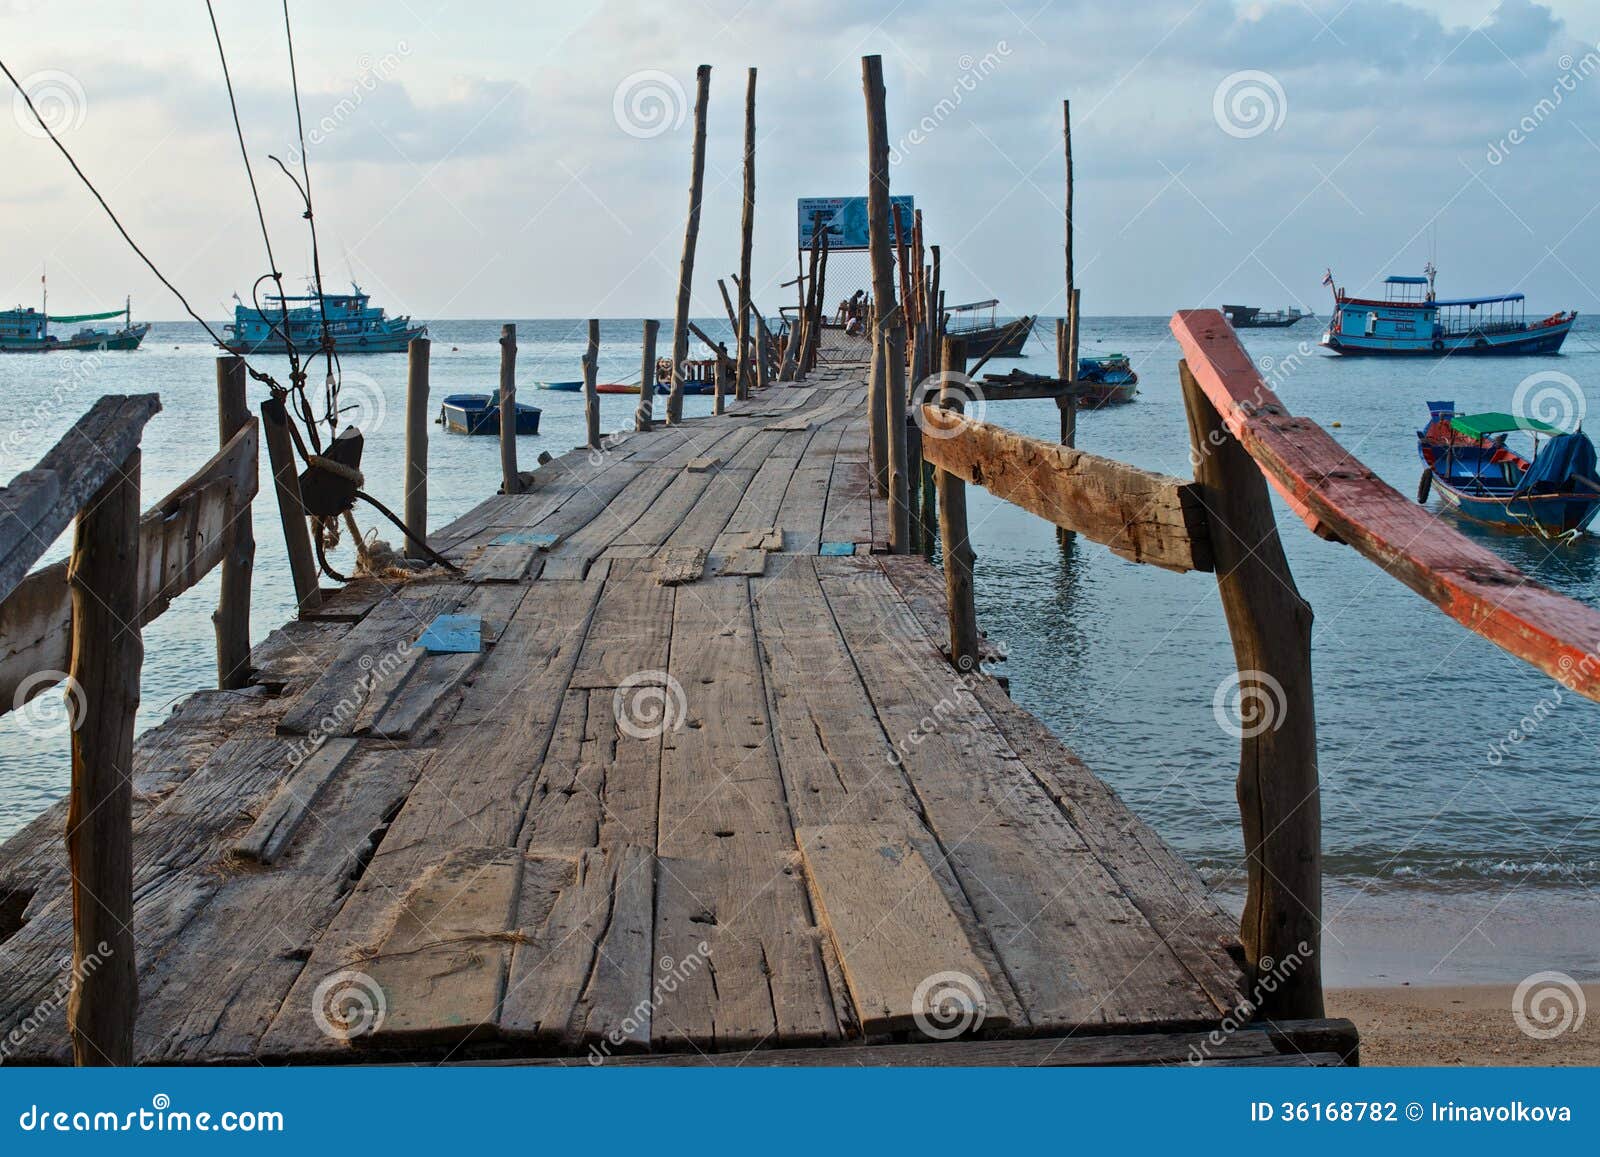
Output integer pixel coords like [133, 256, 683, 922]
[1416, 401, 1600, 536]
[651, 358, 722, 395]
[533, 380, 585, 392]
[1223, 304, 1308, 329]
[440, 392, 541, 436]
[223, 283, 425, 355]
[1320, 264, 1574, 356]
[945, 299, 1033, 358]
[1076, 353, 1139, 405]
[0, 284, 148, 353]
[596, 381, 667, 395]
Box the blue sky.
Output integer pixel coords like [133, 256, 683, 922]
[3, 0, 1600, 318]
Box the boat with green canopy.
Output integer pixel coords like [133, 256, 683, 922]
[0, 280, 149, 353]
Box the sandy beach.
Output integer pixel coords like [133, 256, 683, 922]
[1328, 984, 1598, 1066]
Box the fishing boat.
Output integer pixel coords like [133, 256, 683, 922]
[945, 300, 1033, 358]
[223, 283, 425, 355]
[1415, 401, 1600, 536]
[1320, 264, 1574, 356]
[0, 290, 149, 353]
[439, 393, 541, 436]
[532, 380, 585, 392]
[1076, 353, 1139, 405]
[596, 381, 666, 395]
[1223, 304, 1308, 329]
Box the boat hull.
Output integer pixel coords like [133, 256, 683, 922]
[1321, 317, 1573, 356]
[223, 325, 426, 356]
[950, 317, 1033, 358]
[1432, 481, 1600, 534]
[440, 396, 541, 436]
[0, 323, 149, 353]
[596, 382, 669, 395]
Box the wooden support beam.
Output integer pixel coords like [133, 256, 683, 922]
[936, 337, 979, 671]
[717, 278, 739, 333]
[213, 358, 254, 689]
[1180, 359, 1322, 1019]
[920, 407, 1213, 573]
[884, 323, 910, 554]
[755, 314, 771, 392]
[863, 54, 900, 498]
[637, 318, 659, 431]
[668, 64, 712, 424]
[737, 69, 756, 398]
[714, 342, 729, 416]
[583, 319, 601, 450]
[499, 324, 521, 493]
[260, 396, 320, 614]
[66, 448, 142, 1065]
[404, 337, 430, 561]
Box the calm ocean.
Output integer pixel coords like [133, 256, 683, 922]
[3, 315, 1598, 903]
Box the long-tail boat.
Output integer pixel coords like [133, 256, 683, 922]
[945, 299, 1033, 358]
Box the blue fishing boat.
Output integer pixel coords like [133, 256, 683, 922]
[223, 283, 425, 355]
[439, 393, 541, 436]
[1076, 353, 1138, 405]
[1320, 264, 1574, 356]
[1, 279, 148, 352]
[533, 380, 585, 392]
[1416, 401, 1600, 536]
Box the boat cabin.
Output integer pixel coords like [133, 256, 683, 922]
[0, 308, 46, 345]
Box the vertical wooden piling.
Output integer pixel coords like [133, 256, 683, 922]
[936, 337, 979, 671]
[637, 318, 660, 431]
[583, 319, 601, 450]
[714, 342, 729, 416]
[213, 356, 253, 689]
[1179, 360, 1322, 1019]
[260, 396, 320, 614]
[668, 64, 712, 425]
[66, 448, 141, 1065]
[755, 314, 771, 392]
[499, 324, 520, 493]
[735, 67, 757, 400]
[862, 54, 902, 510]
[404, 337, 430, 561]
[798, 222, 823, 380]
[867, 336, 886, 493]
[884, 323, 909, 553]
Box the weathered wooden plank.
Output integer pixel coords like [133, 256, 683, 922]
[920, 406, 1212, 573]
[799, 825, 1003, 1037]
[717, 548, 766, 577]
[230, 737, 361, 865]
[468, 543, 541, 583]
[1173, 308, 1600, 701]
[654, 546, 706, 585]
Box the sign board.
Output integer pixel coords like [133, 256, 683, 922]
[797, 196, 914, 250]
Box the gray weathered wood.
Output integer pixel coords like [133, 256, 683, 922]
[935, 338, 979, 672]
[260, 396, 321, 613]
[583, 319, 601, 450]
[214, 358, 254, 688]
[405, 337, 430, 560]
[654, 546, 706, 585]
[231, 737, 360, 865]
[668, 65, 711, 425]
[637, 318, 659, 432]
[735, 67, 757, 400]
[499, 324, 520, 494]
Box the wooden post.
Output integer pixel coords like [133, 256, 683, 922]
[807, 232, 830, 371]
[583, 319, 601, 450]
[867, 333, 886, 495]
[1055, 311, 1077, 547]
[499, 324, 520, 493]
[213, 356, 253, 689]
[906, 318, 928, 551]
[713, 342, 729, 416]
[66, 448, 141, 1065]
[862, 54, 900, 499]
[637, 318, 660, 431]
[668, 64, 712, 425]
[717, 278, 740, 333]
[798, 221, 823, 380]
[260, 396, 320, 614]
[885, 323, 909, 554]
[733, 68, 757, 399]
[755, 314, 771, 392]
[936, 337, 979, 671]
[1179, 360, 1322, 1019]
[404, 337, 430, 561]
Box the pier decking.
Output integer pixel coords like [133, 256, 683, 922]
[0, 333, 1351, 1065]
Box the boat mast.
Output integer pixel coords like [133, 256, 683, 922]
[1424, 260, 1437, 303]
[40, 266, 47, 341]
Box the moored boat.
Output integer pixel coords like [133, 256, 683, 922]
[1076, 353, 1139, 405]
[439, 393, 541, 436]
[945, 299, 1033, 358]
[1415, 401, 1600, 536]
[1223, 304, 1308, 329]
[652, 357, 721, 395]
[0, 289, 149, 353]
[533, 380, 585, 392]
[224, 283, 425, 355]
[1320, 264, 1574, 356]
[596, 381, 666, 395]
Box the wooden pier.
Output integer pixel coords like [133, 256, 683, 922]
[0, 328, 1355, 1066]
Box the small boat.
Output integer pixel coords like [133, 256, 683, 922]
[1223, 304, 1308, 329]
[1320, 264, 1574, 356]
[652, 358, 720, 395]
[596, 381, 667, 395]
[224, 282, 425, 355]
[440, 392, 541, 436]
[533, 380, 585, 392]
[1, 284, 149, 353]
[1076, 353, 1139, 405]
[1416, 401, 1600, 536]
[945, 299, 1033, 358]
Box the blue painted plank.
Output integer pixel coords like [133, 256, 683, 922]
[417, 613, 482, 654]
[489, 531, 560, 548]
[818, 542, 856, 557]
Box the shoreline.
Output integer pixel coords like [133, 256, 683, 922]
[1328, 984, 1598, 1066]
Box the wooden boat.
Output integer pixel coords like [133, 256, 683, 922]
[532, 380, 584, 392]
[1321, 264, 1574, 356]
[945, 299, 1033, 358]
[1416, 401, 1600, 536]
[439, 393, 541, 436]
[596, 381, 667, 395]
[223, 283, 424, 355]
[1223, 304, 1308, 329]
[1075, 353, 1139, 405]
[1, 287, 149, 353]
[652, 358, 719, 395]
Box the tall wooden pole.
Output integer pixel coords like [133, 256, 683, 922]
[499, 324, 520, 493]
[213, 356, 253, 689]
[260, 397, 320, 614]
[884, 322, 909, 553]
[1180, 361, 1322, 1019]
[404, 337, 430, 561]
[713, 342, 729, 415]
[637, 318, 660, 431]
[936, 337, 979, 671]
[862, 54, 903, 511]
[755, 314, 771, 392]
[66, 449, 141, 1065]
[734, 67, 757, 400]
[668, 64, 712, 425]
[583, 319, 601, 449]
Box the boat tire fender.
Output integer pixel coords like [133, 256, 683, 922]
[1417, 470, 1432, 504]
[1431, 339, 1444, 353]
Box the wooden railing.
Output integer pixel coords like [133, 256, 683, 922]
[920, 310, 1600, 1020]
[0, 360, 258, 1063]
